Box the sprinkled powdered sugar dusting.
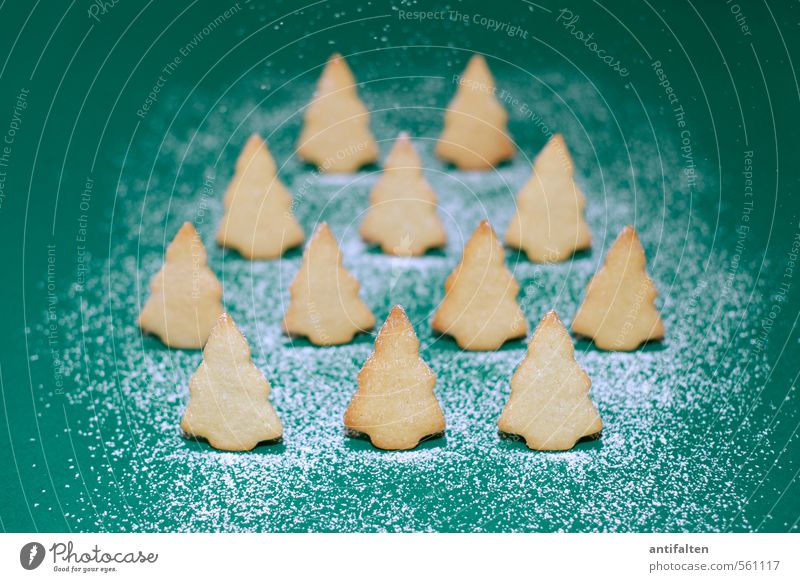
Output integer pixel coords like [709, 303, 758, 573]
[37, 73, 775, 532]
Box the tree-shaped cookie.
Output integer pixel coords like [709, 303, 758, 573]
[297, 53, 379, 172]
[572, 225, 665, 350]
[283, 223, 376, 345]
[432, 221, 527, 350]
[181, 313, 283, 451]
[360, 132, 447, 256]
[505, 133, 592, 262]
[435, 54, 515, 170]
[138, 222, 224, 349]
[216, 133, 304, 259]
[498, 310, 602, 451]
[344, 305, 446, 450]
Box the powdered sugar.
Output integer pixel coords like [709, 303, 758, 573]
[31, 70, 779, 532]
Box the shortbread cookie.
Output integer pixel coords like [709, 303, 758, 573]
[181, 313, 283, 451]
[344, 305, 446, 450]
[572, 226, 665, 350]
[217, 133, 304, 259]
[506, 133, 592, 262]
[435, 54, 515, 170]
[297, 53, 379, 172]
[498, 310, 602, 451]
[138, 222, 224, 349]
[432, 221, 527, 350]
[360, 132, 446, 255]
[283, 223, 375, 345]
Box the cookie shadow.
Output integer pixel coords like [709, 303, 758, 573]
[282, 330, 375, 348]
[572, 336, 667, 354]
[343, 428, 447, 452]
[180, 432, 286, 454]
[430, 332, 526, 353]
[506, 246, 593, 266]
[497, 430, 603, 453]
[364, 245, 448, 258]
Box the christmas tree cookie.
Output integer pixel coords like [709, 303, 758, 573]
[498, 310, 602, 451]
[181, 313, 283, 451]
[572, 226, 665, 350]
[345, 305, 446, 450]
[297, 53, 379, 172]
[436, 54, 515, 170]
[505, 133, 592, 262]
[360, 132, 446, 255]
[432, 221, 527, 350]
[138, 222, 224, 349]
[217, 133, 304, 259]
[283, 223, 375, 345]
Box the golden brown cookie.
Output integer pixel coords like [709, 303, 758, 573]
[181, 313, 283, 451]
[505, 133, 592, 262]
[432, 220, 527, 350]
[498, 310, 602, 450]
[297, 53, 379, 172]
[344, 305, 445, 450]
[138, 222, 224, 349]
[572, 225, 665, 350]
[283, 223, 375, 345]
[435, 54, 515, 170]
[360, 132, 446, 255]
[217, 133, 304, 259]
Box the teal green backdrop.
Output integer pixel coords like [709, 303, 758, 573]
[0, 0, 798, 532]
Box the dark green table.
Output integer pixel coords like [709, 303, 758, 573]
[1, 0, 798, 532]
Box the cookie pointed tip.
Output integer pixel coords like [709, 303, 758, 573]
[173, 222, 200, 245]
[382, 305, 414, 335]
[388, 304, 409, 320]
[309, 222, 337, 246]
[475, 220, 496, 236]
[542, 309, 561, 323]
[178, 221, 196, 234]
[463, 54, 494, 85]
[468, 53, 487, 66]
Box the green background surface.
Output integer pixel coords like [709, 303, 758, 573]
[1, 0, 799, 532]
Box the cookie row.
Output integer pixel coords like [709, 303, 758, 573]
[180, 307, 601, 452]
[297, 52, 515, 173]
[139, 218, 663, 353]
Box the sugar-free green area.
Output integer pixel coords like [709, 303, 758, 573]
[0, 0, 798, 532]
